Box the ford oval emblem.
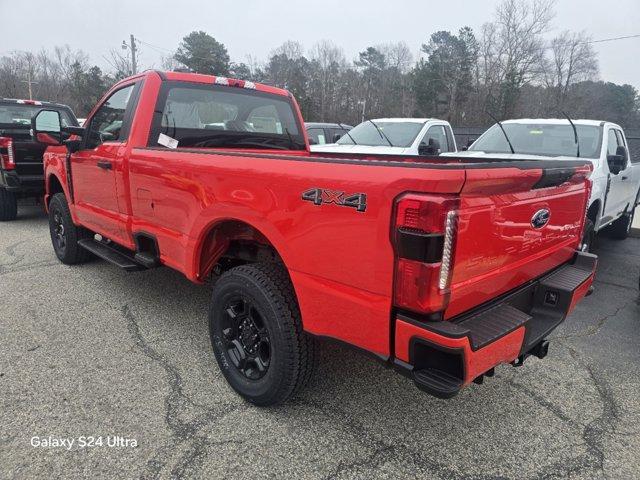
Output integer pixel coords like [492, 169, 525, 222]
[531, 209, 550, 229]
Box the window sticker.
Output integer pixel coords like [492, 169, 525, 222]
[158, 133, 179, 149]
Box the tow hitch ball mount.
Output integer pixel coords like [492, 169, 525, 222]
[512, 340, 550, 367]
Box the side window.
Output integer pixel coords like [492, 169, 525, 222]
[86, 84, 135, 149]
[614, 130, 626, 147]
[421, 125, 448, 154]
[307, 128, 326, 145]
[606, 129, 618, 156]
[329, 128, 348, 143]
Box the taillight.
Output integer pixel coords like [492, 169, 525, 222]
[393, 194, 459, 314]
[0, 137, 15, 170]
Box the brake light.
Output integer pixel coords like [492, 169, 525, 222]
[0, 137, 15, 170]
[393, 194, 459, 314]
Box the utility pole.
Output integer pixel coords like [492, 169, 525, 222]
[21, 70, 38, 100]
[123, 35, 138, 75]
[130, 34, 137, 75]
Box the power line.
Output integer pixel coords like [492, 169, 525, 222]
[583, 33, 640, 45]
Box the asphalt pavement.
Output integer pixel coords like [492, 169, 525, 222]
[1, 205, 639, 479]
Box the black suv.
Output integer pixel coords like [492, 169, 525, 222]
[0, 99, 78, 220]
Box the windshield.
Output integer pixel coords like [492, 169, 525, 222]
[337, 121, 424, 147]
[150, 83, 306, 150]
[470, 123, 602, 159]
[0, 104, 74, 127]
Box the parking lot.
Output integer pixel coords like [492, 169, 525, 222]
[1, 205, 639, 480]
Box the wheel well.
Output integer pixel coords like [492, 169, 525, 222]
[587, 201, 600, 223]
[47, 175, 64, 204]
[197, 220, 282, 280]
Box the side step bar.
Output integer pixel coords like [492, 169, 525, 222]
[78, 239, 150, 272]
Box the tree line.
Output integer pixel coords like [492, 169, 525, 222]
[1, 0, 638, 129]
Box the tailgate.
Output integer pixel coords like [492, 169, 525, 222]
[0, 127, 45, 176]
[445, 164, 591, 319]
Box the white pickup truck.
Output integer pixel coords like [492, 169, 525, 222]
[310, 118, 457, 156]
[445, 119, 640, 249]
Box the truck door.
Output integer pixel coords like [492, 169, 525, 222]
[71, 83, 139, 242]
[602, 128, 628, 224]
[614, 129, 635, 207]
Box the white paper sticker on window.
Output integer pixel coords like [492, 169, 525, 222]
[158, 133, 178, 149]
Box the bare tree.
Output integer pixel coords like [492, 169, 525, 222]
[544, 30, 599, 108]
[481, 0, 555, 116]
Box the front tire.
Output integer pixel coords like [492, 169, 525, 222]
[209, 263, 315, 406]
[48, 193, 92, 264]
[0, 188, 18, 221]
[608, 207, 634, 240]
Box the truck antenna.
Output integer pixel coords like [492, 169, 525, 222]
[486, 111, 515, 154]
[562, 111, 580, 158]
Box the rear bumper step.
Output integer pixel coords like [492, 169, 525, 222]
[394, 250, 597, 398]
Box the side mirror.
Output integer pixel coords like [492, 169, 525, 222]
[332, 133, 343, 143]
[419, 138, 441, 156]
[616, 145, 628, 163]
[466, 138, 475, 148]
[32, 109, 63, 146]
[607, 154, 625, 175]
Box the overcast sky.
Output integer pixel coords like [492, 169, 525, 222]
[1, 0, 639, 88]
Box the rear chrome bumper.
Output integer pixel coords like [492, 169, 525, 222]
[393, 250, 597, 398]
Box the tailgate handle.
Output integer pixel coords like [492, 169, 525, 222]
[97, 160, 112, 170]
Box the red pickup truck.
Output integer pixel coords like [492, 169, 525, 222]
[33, 71, 597, 406]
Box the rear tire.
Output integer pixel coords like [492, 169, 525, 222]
[608, 207, 634, 240]
[0, 188, 18, 221]
[48, 193, 92, 264]
[209, 263, 315, 406]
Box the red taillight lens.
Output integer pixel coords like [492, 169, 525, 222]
[393, 194, 458, 314]
[0, 137, 16, 170]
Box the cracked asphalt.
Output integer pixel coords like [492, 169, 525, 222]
[1, 205, 639, 479]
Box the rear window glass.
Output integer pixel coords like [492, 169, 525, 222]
[150, 83, 305, 150]
[0, 104, 74, 127]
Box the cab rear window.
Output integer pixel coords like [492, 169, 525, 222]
[0, 104, 75, 127]
[148, 82, 306, 150]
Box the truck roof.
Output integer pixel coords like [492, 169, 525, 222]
[0, 98, 73, 110]
[501, 118, 615, 128]
[119, 70, 292, 98]
[370, 118, 436, 123]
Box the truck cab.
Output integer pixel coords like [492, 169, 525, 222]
[311, 118, 457, 156]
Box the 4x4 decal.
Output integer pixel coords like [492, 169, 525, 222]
[301, 188, 367, 212]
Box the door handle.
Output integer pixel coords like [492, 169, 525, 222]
[97, 160, 112, 170]
[621, 175, 628, 180]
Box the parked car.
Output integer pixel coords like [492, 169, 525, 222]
[305, 122, 352, 145]
[311, 118, 457, 156]
[0, 98, 78, 221]
[33, 71, 595, 405]
[447, 119, 640, 250]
